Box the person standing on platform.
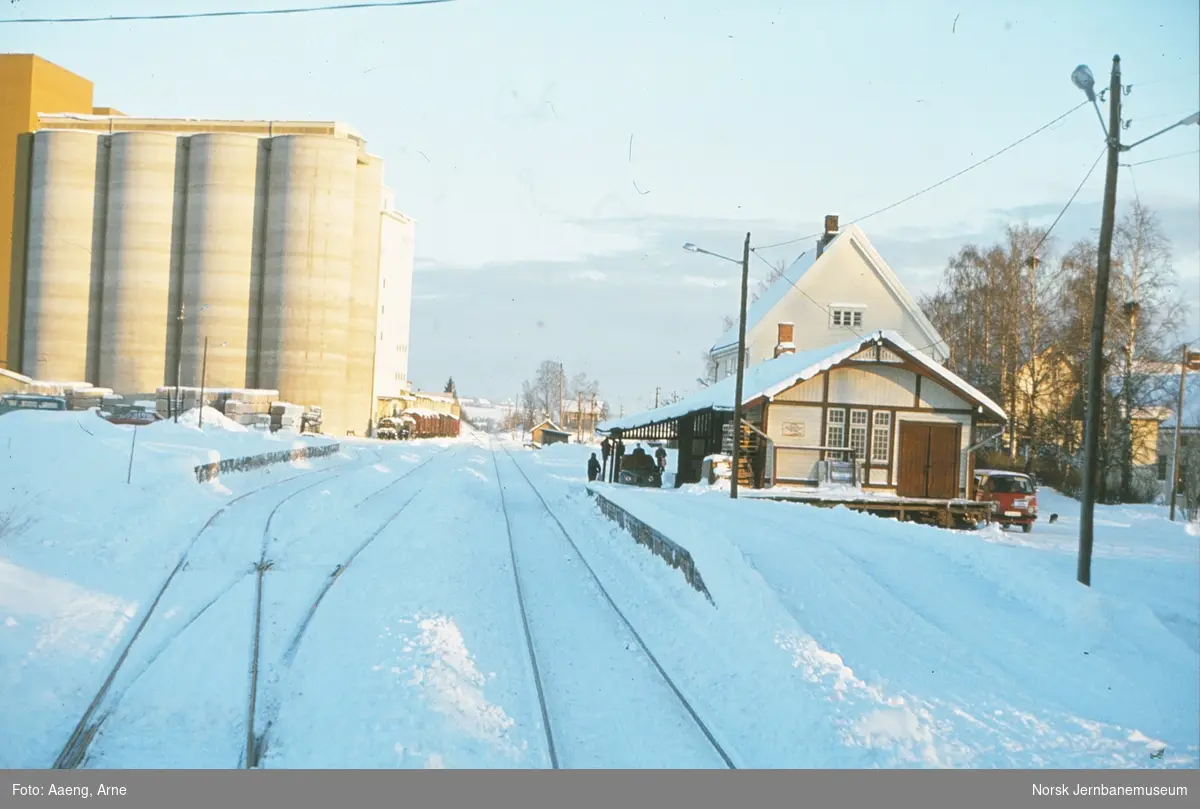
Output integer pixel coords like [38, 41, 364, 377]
[601, 436, 612, 479]
[587, 452, 601, 482]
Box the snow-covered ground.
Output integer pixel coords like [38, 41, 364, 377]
[522, 442, 1200, 768]
[2, 418, 1196, 769]
[0, 408, 452, 767]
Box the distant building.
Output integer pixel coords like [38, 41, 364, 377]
[1, 54, 416, 437]
[374, 188, 414, 401]
[531, 420, 570, 445]
[707, 216, 948, 383]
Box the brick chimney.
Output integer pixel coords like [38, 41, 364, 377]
[816, 213, 840, 258]
[774, 322, 795, 358]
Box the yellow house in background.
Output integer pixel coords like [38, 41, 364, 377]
[0, 54, 117, 373]
[1014, 348, 1164, 467]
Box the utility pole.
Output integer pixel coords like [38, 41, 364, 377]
[1068, 57, 1198, 581]
[731, 231, 751, 500]
[174, 302, 186, 422]
[1169, 343, 1196, 521]
[654, 387, 660, 409]
[558, 361, 564, 427]
[577, 391, 583, 441]
[198, 337, 209, 428]
[1077, 55, 1122, 587]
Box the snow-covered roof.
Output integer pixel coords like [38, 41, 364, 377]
[1161, 373, 1200, 430]
[709, 224, 946, 357]
[600, 330, 1006, 433]
[413, 391, 457, 403]
[0, 368, 33, 385]
[532, 420, 568, 434]
[710, 240, 830, 353]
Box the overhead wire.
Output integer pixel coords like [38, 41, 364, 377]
[733, 140, 1107, 361]
[753, 100, 1090, 253]
[903, 145, 1109, 357]
[0, 0, 455, 25]
[1120, 149, 1200, 167]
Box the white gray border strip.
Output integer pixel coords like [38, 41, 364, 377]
[5, 769, 1196, 808]
[193, 442, 340, 483]
[586, 486, 714, 604]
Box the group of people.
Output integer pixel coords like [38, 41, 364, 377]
[587, 436, 668, 482]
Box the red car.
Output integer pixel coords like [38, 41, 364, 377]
[974, 469, 1038, 533]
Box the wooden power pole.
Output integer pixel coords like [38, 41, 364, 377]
[731, 232, 751, 500]
[1077, 55, 1123, 587]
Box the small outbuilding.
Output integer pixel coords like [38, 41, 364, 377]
[531, 420, 570, 445]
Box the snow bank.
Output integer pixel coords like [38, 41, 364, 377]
[175, 406, 248, 432]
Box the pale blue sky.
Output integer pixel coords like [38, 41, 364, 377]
[4, 0, 1198, 413]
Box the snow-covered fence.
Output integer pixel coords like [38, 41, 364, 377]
[586, 487, 714, 604]
[193, 442, 340, 483]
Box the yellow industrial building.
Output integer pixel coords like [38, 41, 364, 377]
[1, 54, 102, 375]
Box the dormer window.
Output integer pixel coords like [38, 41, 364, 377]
[831, 307, 864, 329]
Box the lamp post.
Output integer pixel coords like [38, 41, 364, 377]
[174, 303, 209, 422]
[1071, 56, 1199, 586]
[197, 339, 227, 428]
[683, 233, 752, 499]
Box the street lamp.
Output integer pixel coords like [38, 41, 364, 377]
[174, 303, 209, 422]
[197, 339, 227, 428]
[682, 234, 752, 499]
[1072, 54, 1200, 587]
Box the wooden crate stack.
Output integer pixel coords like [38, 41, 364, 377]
[270, 402, 305, 434]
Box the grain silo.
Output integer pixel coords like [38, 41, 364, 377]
[345, 154, 384, 435]
[97, 132, 181, 395]
[14, 114, 414, 435]
[178, 133, 261, 389]
[21, 130, 101, 383]
[258, 135, 358, 435]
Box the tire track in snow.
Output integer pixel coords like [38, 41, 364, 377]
[51, 443, 381, 769]
[244, 444, 459, 768]
[492, 442, 738, 769]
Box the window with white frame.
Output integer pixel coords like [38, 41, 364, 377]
[831, 307, 864, 329]
[871, 411, 892, 464]
[826, 408, 846, 449]
[848, 409, 869, 460]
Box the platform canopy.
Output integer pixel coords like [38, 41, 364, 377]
[598, 330, 1006, 436]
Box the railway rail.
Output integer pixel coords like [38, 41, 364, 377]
[490, 440, 737, 769]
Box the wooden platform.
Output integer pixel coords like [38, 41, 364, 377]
[745, 489, 995, 529]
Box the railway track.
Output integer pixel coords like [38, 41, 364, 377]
[242, 444, 458, 768]
[51, 443, 377, 770]
[489, 440, 738, 769]
[50, 441, 470, 769]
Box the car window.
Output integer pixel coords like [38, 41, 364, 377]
[990, 476, 1033, 494]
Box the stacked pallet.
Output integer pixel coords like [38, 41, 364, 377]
[65, 387, 114, 411]
[270, 402, 304, 434]
[221, 394, 273, 427]
[154, 387, 281, 421]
